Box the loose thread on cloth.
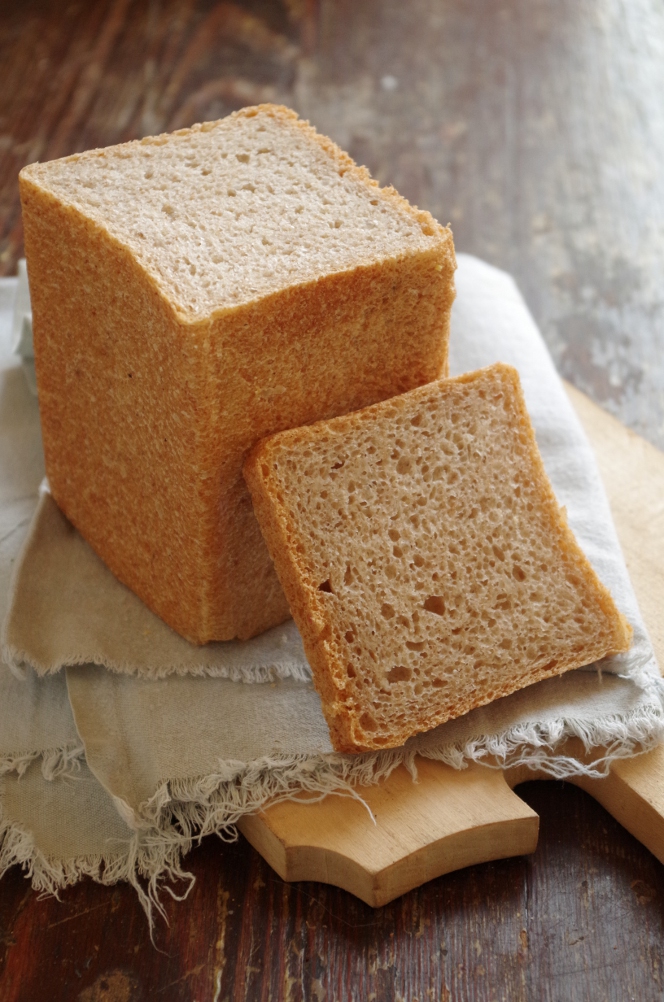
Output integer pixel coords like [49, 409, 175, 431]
[0, 742, 85, 780]
[3, 643, 314, 683]
[0, 803, 195, 935]
[129, 693, 664, 835]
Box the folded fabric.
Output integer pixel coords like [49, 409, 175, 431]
[0, 255, 662, 919]
[66, 663, 661, 835]
[0, 669, 193, 916]
[4, 491, 310, 681]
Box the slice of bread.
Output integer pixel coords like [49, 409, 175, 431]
[19, 104, 456, 643]
[244, 362, 633, 753]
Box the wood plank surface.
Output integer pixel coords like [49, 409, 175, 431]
[2, 0, 664, 453]
[240, 761, 539, 907]
[1, 1, 664, 1000]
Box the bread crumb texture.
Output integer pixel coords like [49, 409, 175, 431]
[19, 105, 455, 643]
[244, 363, 632, 753]
[21, 105, 444, 320]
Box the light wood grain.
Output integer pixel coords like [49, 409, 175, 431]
[565, 381, 664, 668]
[239, 384, 664, 903]
[240, 761, 539, 907]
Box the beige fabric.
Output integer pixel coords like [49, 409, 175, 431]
[0, 341, 78, 770]
[0, 666, 80, 774]
[67, 662, 661, 831]
[4, 491, 309, 681]
[66, 667, 333, 824]
[1, 757, 132, 860]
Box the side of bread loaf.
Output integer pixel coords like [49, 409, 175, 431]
[19, 104, 456, 643]
[244, 363, 633, 752]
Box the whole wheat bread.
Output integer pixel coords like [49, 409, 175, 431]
[244, 363, 633, 753]
[19, 104, 456, 643]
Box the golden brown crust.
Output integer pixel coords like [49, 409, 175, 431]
[244, 363, 632, 752]
[19, 106, 456, 643]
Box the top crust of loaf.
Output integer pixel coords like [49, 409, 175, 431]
[244, 363, 633, 753]
[19, 104, 450, 321]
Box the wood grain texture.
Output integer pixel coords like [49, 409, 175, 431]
[240, 761, 539, 906]
[2, 0, 664, 450]
[565, 381, 664, 663]
[2, 780, 664, 1001]
[1, 1, 664, 999]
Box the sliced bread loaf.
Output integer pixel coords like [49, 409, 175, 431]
[244, 363, 632, 753]
[19, 104, 456, 643]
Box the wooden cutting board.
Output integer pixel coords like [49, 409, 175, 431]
[238, 384, 664, 906]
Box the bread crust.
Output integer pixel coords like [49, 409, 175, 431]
[19, 105, 456, 642]
[244, 363, 633, 752]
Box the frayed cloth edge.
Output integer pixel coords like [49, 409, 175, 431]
[2, 641, 312, 684]
[3, 644, 656, 688]
[0, 803, 195, 934]
[131, 699, 664, 836]
[0, 742, 85, 780]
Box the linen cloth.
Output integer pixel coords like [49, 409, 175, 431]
[5, 491, 310, 681]
[0, 255, 661, 911]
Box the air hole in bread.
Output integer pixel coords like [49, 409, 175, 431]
[386, 665, 411, 683]
[381, 603, 396, 619]
[423, 595, 446, 616]
[318, 579, 333, 593]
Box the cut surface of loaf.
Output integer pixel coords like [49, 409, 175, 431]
[244, 363, 633, 753]
[22, 105, 443, 319]
[19, 104, 455, 643]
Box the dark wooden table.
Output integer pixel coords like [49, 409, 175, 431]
[2, 2, 664, 999]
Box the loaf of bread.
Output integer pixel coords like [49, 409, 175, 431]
[244, 363, 633, 753]
[19, 104, 456, 643]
